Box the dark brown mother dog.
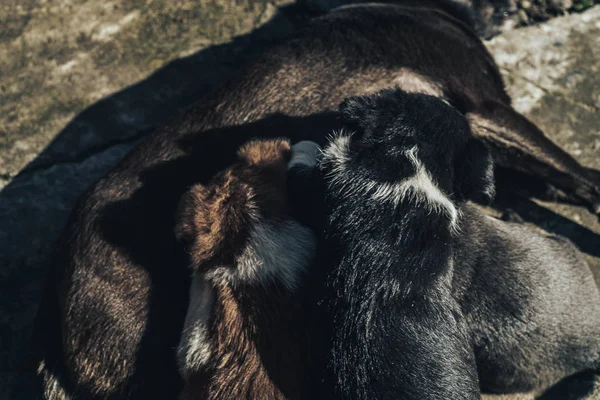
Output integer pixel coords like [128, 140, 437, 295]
[31, 1, 600, 399]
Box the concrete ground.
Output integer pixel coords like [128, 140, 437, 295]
[0, 1, 599, 398]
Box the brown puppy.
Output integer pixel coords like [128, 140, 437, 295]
[31, 1, 600, 399]
[175, 139, 315, 400]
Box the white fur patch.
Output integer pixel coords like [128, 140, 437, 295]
[321, 136, 458, 228]
[201, 221, 316, 290]
[372, 146, 458, 226]
[481, 153, 496, 201]
[234, 221, 316, 290]
[178, 221, 315, 374]
[177, 275, 215, 376]
[320, 132, 352, 188]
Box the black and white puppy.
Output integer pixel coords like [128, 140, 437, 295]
[298, 89, 600, 399]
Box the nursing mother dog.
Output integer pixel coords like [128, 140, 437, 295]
[31, 1, 600, 399]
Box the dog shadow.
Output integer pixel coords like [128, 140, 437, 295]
[538, 371, 599, 399]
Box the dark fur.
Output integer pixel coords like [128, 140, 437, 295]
[299, 0, 520, 37]
[30, 2, 600, 398]
[306, 89, 600, 399]
[175, 139, 315, 400]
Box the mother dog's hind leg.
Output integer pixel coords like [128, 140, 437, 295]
[467, 101, 600, 217]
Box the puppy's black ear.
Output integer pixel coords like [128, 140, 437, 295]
[340, 90, 408, 135]
[454, 139, 495, 204]
[339, 95, 379, 133]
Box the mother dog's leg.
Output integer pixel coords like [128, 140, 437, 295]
[467, 101, 600, 216]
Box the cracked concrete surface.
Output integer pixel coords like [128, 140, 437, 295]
[0, 1, 599, 398]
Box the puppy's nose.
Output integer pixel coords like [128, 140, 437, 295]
[288, 140, 321, 171]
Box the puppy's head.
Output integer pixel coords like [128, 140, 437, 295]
[320, 89, 495, 209]
[176, 139, 292, 271]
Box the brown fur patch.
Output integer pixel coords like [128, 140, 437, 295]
[176, 139, 292, 269]
[237, 139, 291, 168]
